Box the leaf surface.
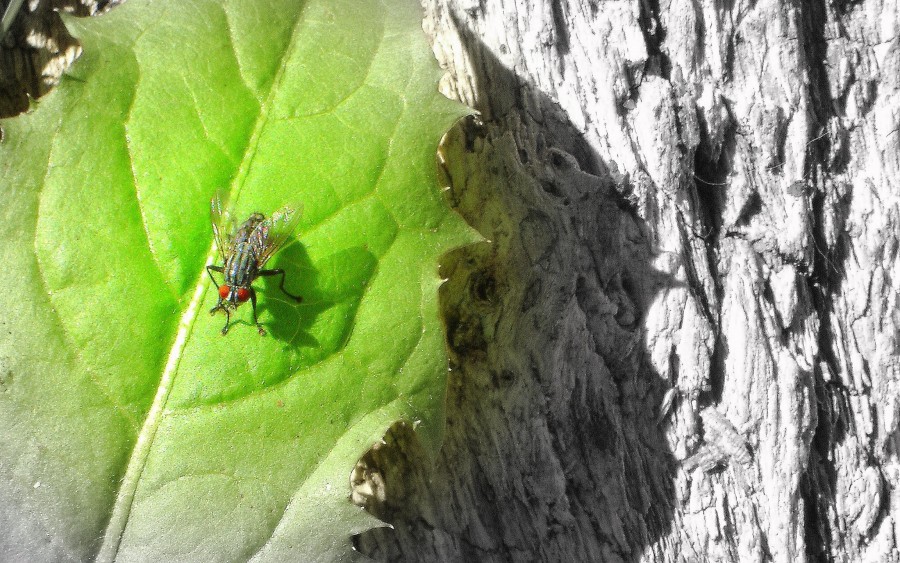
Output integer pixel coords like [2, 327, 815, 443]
[0, 0, 473, 560]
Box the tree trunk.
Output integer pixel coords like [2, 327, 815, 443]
[3, 1, 899, 561]
[0, 0, 102, 119]
[353, 1, 900, 562]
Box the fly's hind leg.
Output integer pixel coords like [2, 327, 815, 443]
[258, 268, 303, 302]
[250, 288, 266, 336]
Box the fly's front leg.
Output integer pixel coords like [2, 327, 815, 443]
[221, 309, 231, 335]
[207, 265, 225, 314]
[250, 288, 266, 336]
[206, 264, 224, 285]
[258, 268, 303, 302]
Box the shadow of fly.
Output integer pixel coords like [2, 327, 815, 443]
[206, 192, 303, 335]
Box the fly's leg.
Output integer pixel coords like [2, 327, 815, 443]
[206, 264, 224, 285]
[221, 309, 231, 335]
[258, 269, 303, 302]
[207, 265, 225, 315]
[250, 288, 266, 336]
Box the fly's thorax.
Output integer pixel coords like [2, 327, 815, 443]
[224, 241, 261, 287]
[224, 212, 269, 287]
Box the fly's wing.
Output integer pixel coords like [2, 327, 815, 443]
[257, 204, 304, 267]
[210, 190, 235, 261]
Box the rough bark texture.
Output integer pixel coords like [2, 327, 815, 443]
[3, 0, 899, 562]
[0, 0, 106, 119]
[354, 0, 900, 562]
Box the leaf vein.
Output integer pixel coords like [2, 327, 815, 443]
[98, 4, 328, 559]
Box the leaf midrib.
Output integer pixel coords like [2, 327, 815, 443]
[96, 4, 311, 559]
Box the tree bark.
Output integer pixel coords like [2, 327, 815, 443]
[3, 0, 899, 561]
[353, 1, 900, 562]
[0, 0, 103, 119]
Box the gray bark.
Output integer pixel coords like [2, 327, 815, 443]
[354, 1, 900, 562]
[3, 0, 899, 562]
[0, 0, 101, 119]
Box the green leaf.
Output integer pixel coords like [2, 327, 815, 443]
[0, 0, 475, 560]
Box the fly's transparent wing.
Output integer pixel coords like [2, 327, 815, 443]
[257, 204, 304, 267]
[210, 190, 235, 261]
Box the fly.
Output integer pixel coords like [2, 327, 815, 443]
[206, 192, 304, 335]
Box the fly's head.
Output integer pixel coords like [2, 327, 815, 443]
[217, 284, 251, 310]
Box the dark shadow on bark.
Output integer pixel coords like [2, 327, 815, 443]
[354, 15, 679, 562]
[797, 0, 859, 559]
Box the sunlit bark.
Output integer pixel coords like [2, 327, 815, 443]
[355, 1, 900, 561]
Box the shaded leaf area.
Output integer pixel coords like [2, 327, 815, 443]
[0, 0, 474, 560]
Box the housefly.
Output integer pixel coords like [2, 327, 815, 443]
[206, 192, 303, 335]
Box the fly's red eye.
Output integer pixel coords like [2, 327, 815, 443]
[218, 285, 230, 299]
[236, 288, 250, 302]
